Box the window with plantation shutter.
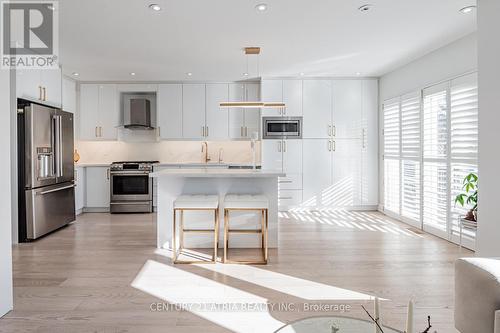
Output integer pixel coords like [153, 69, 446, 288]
[383, 98, 400, 214]
[400, 92, 421, 222]
[382, 72, 477, 249]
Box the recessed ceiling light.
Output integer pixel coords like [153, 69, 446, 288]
[299, 72, 305, 76]
[149, 4, 161, 11]
[130, 72, 136, 76]
[356, 72, 362, 76]
[186, 72, 193, 77]
[72, 72, 79, 77]
[358, 4, 373, 12]
[243, 72, 249, 77]
[255, 3, 268, 12]
[459, 5, 476, 14]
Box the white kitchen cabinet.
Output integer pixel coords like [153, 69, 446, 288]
[302, 139, 333, 207]
[16, 67, 62, 107]
[333, 80, 362, 139]
[361, 79, 379, 206]
[228, 83, 261, 139]
[79, 84, 119, 140]
[40, 69, 62, 106]
[74, 166, 85, 214]
[281, 139, 303, 189]
[303, 80, 332, 139]
[244, 83, 261, 138]
[62, 77, 76, 113]
[85, 167, 110, 209]
[262, 140, 283, 171]
[206, 84, 229, 140]
[182, 84, 206, 139]
[283, 80, 303, 117]
[228, 84, 246, 139]
[261, 79, 283, 116]
[158, 84, 183, 139]
[331, 138, 362, 207]
[79, 84, 100, 140]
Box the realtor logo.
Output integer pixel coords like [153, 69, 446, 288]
[1, 1, 59, 69]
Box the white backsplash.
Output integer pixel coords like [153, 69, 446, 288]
[75, 140, 262, 165]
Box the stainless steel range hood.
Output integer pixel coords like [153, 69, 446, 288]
[122, 93, 156, 130]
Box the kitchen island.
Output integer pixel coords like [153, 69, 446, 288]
[149, 168, 285, 250]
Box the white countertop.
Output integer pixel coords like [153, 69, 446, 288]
[149, 168, 285, 178]
[75, 162, 262, 168]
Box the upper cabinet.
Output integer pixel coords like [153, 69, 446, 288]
[157, 84, 183, 139]
[228, 83, 261, 139]
[182, 84, 206, 139]
[332, 80, 362, 139]
[261, 80, 283, 117]
[16, 67, 62, 107]
[62, 77, 76, 113]
[282, 80, 303, 117]
[303, 80, 333, 139]
[206, 84, 229, 140]
[79, 84, 118, 141]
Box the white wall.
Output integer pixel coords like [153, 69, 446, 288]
[476, 0, 500, 256]
[0, 68, 13, 316]
[378, 33, 477, 207]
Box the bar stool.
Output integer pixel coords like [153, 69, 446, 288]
[172, 195, 219, 264]
[223, 194, 269, 265]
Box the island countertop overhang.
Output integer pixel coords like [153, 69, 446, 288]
[149, 168, 285, 178]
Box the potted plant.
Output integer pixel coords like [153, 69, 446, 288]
[455, 172, 478, 222]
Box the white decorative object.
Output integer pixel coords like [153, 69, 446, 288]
[374, 297, 381, 333]
[405, 300, 414, 333]
[250, 131, 259, 170]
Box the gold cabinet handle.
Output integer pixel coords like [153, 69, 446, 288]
[328, 125, 332, 137]
[240, 126, 243, 137]
[38, 86, 42, 100]
[43, 87, 47, 101]
[201, 126, 204, 137]
[278, 141, 282, 153]
[332, 140, 336, 152]
[332, 125, 336, 137]
[206, 126, 209, 137]
[95, 126, 98, 137]
[328, 140, 332, 152]
[106, 168, 110, 180]
[99, 127, 103, 137]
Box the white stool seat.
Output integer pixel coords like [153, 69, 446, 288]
[174, 195, 219, 209]
[224, 194, 269, 209]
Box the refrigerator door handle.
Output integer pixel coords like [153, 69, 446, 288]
[38, 184, 75, 195]
[53, 115, 63, 178]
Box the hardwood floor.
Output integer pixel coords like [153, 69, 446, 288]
[1, 211, 472, 333]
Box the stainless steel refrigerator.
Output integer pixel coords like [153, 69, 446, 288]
[18, 99, 75, 242]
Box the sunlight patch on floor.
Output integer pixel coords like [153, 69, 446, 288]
[199, 264, 377, 301]
[279, 210, 423, 238]
[132, 260, 284, 332]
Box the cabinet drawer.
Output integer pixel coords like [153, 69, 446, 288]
[278, 173, 302, 190]
[278, 189, 303, 210]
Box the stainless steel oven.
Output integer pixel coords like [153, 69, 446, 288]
[110, 161, 157, 213]
[262, 117, 302, 139]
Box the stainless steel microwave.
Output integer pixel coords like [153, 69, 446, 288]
[262, 117, 303, 139]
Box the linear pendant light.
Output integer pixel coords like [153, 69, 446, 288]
[219, 47, 286, 110]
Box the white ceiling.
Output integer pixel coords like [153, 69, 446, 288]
[59, 0, 477, 81]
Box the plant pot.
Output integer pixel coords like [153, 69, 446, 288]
[464, 209, 476, 222]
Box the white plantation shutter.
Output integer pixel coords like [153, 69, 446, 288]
[450, 73, 478, 236]
[383, 99, 400, 159]
[400, 92, 421, 222]
[383, 98, 401, 214]
[423, 83, 449, 233]
[401, 93, 421, 159]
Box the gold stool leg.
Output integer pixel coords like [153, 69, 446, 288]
[213, 208, 219, 263]
[180, 210, 185, 250]
[264, 209, 268, 263]
[173, 209, 177, 263]
[224, 209, 228, 263]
